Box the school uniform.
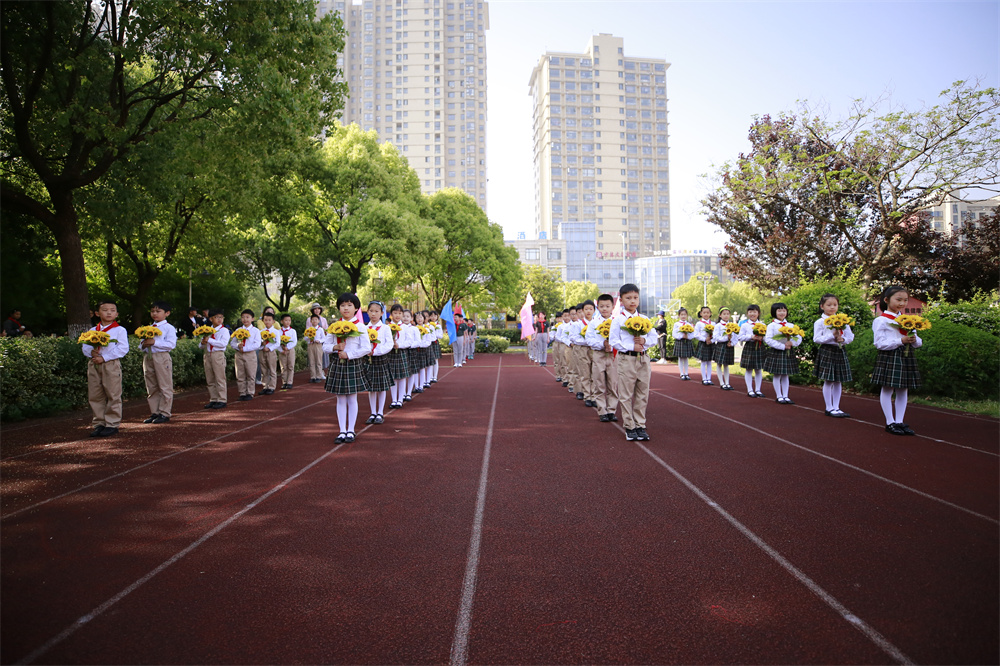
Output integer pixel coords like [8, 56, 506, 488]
[871, 312, 922, 388]
[324, 321, 373, 394]
[365, 321, 395, 392]
[230, 325, 262, 396]
[585, 312, 619, 416]
[763, 320, 802, 375]
[430, 321, 444, 362]
[711, 321, 736, 367]
[415, 325, 433, 370]
[453, 322, 467, 366]
[466, 322, 476, 359]
[736, 320, 767, 370]
[142, 320, 177, 418]
[813, 316, 854, 383]
[560, 321, 579, 390]
[279, 326, 298, 386]
[307, 327, 326, 381]
[570, 318, 593, 399]
[256, 325, 281, 391]
[388, 325, 411, 381]
[82, 322, 130, 430]
[551, 322, 565, 378]
[203, 324, 230, 404]
[609, 311, 659, 434]
[693, 320, 715, 361]
[535, 319, 549, 366]
[671, 321, 695, 358]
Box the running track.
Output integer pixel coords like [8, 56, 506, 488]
[1, 356, 997, 665]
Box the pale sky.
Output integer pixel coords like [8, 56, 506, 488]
[484, 0, 1000, 247]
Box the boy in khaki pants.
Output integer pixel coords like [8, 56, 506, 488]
[278, 313, 298, 390]
[141, 301, 177, 424]
[82, 301, 130, 437]
[200, 308, 229, 409]
[230, 309, 262, 401]
[609, 284, 659, 442]
[586, 294, 619, 423]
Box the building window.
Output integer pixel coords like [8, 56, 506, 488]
[525, 248, 540, 260]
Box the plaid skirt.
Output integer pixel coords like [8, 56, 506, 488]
[815, 344, 853, 383]
[389, 348, 409, 380]
[408, 346, 427, 374]
[431, 340, 442, 360]
[695, 340, 715, 362]
[713, 342, 735, 366]
[763, 347, 799, 376]
[325, 356, 370, 395]
[365, 353, 394, 392]
[870, 347, 921, 389]
[674, 338, 694, 358]
[740, 342, 767, 370]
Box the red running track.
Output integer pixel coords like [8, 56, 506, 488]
[1, 357, 996, 664]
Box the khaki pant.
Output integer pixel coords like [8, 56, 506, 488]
[143, 352, 174, 417]
[616, 353, 651, 430]
[564, 344, 577, 387]
[572, 344, 593, 397]
[260, 349, 278, 390]
[204, 350, 227, 403]
[307, 342, 324, 379]
[88, 358, 123, 428]
[591, 349, 619, 414]
[553, 342, 563, 376]
[280, 348, 296, 384]
[235, 351, 258, 396]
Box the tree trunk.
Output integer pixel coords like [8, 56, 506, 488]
[49, 198, 91, 338]
[128, 271, 160, 330]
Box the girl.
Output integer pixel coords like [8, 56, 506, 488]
[693, 306, 715, 385]
[387, 304, 410, 409]
[763, 302, 802, 404]
[737, 305, 767, 398]
[401, 310, 421, 400]
[872, 285, 922, 435]
[428, 310, 443, 383]
[364, 301, 394, 425]
[671, 307, 694, 380]
[324, 293, 372, 443]
[712, 307, 736, 390]
[813, 293, 854, 418]
[411, 310, 433, 393]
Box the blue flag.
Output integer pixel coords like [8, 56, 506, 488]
[441, 299, 456, 343]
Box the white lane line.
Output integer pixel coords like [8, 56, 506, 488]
[634, 440, 915, 666]
[651, 389, 999, 525]
[14, 437, 351, 666]
[1, 396, 335, 521]
[449, 356, 503, 666]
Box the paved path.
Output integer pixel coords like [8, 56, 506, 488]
[1, 356, 997, 664]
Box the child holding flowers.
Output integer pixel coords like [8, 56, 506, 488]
[712, 307, 740, 391]
[609, 284, 658, 442]
[80, 300, 129, 437]
[387, 304, 411, 408]
[872, 285, 927, 436]
[736, 305, 768, 398]
[278, 313, 298, 390]
[428, 310, 444, 383]
[763, 302, 804, 404]
[258, 312, 281, 395]
[813, 294, 855, 418]
[305, 315, 325, 383]
[138, 301, 177, 424]
[571, 300, 596, 404]
[671, 308, 695, 381]
[585, 294, 620, 423]
[693, 306, 716, 386]
[363, 301, 393, 425]
[230, 309, 262, 401]
[323, 293, 372, 443]
[197, 309, 229, 409]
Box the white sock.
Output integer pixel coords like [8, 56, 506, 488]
[744, 370, 754, 392]
[773, 376, 782, 398]
[390, 382, 398, 404]
[433, 361, 439, 380]
[420, 367, 428, 386]
[347, 393, 358, 432]
[407, 374, 417, 395]
[721, 366, 729, 385]
[679, 358, 688, 375]
[823, 381, 835, 411]
[701, 361, 712, 382]
[780, 375, 790, 398]
[880, 386, 895, 424]
[755, 370, 763, 392]
[395, 378, 407, 402]
[895, 388, 908, 424]
[376, 391, 386, 414]
[336, 397, 348, 434]
[832, 383, 842, 411]
[369, 392, 377, 415]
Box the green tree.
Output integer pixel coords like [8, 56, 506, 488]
[520, 265, 563, 317]
[671, 273, 772, 317]
[562, 281, 600, 309]
[1, 0, 347, 334]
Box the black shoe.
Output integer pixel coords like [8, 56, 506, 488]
[562, 381, 569, 387]
[344, 432, 356, 443]
[203, 402, 215, 409]
[635, 427, 649, 441]
[540, 362, 546, 366]
[680, 375, 690, 381]
[238, 394, 250, 401]
[374, 415, 384, 424]
[576, 392, 584, 400]
[885, 423, 907, 435]
[625, 428, 637, 441]
[825, 410, 834, 416]
[365, 415, 376, 425]
[143, 414, 160, 423]
[748, 392, 757, 398]
[556, 377, 562, 382]
[88, 426, 105, 438]
[430, 379, 438, 384]
[584, 399, 594, 407]
[210, 402, 227, 409]
[263, 388, 275, 395]
[335, 433, 346, 443]
[900, 423, 916, 435]
[413, 388, 424, 394]
[98, 426, 119, 437]
[608, 414, 618, 422]
[403, 395, 412, 402]
[776, 398, 784, 404]
[755, 391, 765, 398]
[390, 402, 401, 409]
[832, 410, 850, 418]
[784, 398, 795, 405]
[599, 413, 611, 422]
[702, 380, 713, 386]
[246, 394, 254, 400]
[151, 415, 170, 424]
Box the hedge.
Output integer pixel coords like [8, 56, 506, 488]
[438, 334, 510, 354]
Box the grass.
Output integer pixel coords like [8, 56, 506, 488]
[908, 395, 999, 418]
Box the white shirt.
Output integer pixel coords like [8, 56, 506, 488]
[81, 322, 130, 362]
[764, 320, 803, 351]
[608, 310, 658, 354]
[307, 324, 325, 345]
[873, 312, 923, 351]
[672, 320, 693, 341]
[584, 311, 612, 352]
[712, 320, 737, 345]
[736, 319, 764, 344]
[230, 325, 262, 353]
[259, 324, 281, 352]
[205, 324, 230, 352]
[813, 316, 855, 347]
[693, 319, 714, 344]
[322, 320, 373, 359]
[280, 326, 298, 351]
[143, 320, 177, 354]
[368, 321, 393, 356]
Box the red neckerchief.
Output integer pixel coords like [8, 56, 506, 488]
[7, 317, 20, 327]
[96, 322, 119, 332]
[699, 319, 710, 325]
[881, 312, 897, 320]
[773, 319, 787, 326]
[212, 325, 221, 340]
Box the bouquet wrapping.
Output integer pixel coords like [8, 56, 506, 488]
[752, 322, 767, 336]
[134, 326, 163, 340]
[280, 335, 292, 346]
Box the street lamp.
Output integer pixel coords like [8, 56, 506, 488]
[696, 273, 713, 307]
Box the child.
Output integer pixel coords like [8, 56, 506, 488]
[693, 306, 715, 385]
[737, 305, 767, 398]
[562, 306, 579, 391]
[655, 311, 669, 364]
[535, 312, 549, 367]
[609, 284, 659, 441]
[872, 285, 922, 435]
[466, 316, 476, 361]
[813, 294, 854, 418]
[306, 314, 325, 383]
[571, 300, 596, 404]
[763, 302, 802, 404]
[671, 307, 694, 380]
[410, 310, 432, 394]
[278, 314, 298, 390]
[712, 307, 736, 391]
[553, 310, 569, 383]
[586, 294, 620, 422]
[387, 304, 411, 408]
[453, 313, 466, 367]
[401, 309, 420, 401]
[528, 313, 538, 363]
[200, 308, 230, 409]
[230, 309, 262, 401]
[428, 310, 443, 383]
[258, 312, 281, 395]
[324, 293, 372, 443]
[364, 301, 393, 424]
[82, 300, 130, 437]
[141, 301, 178, 424]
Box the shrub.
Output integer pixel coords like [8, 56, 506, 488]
[926, 290, 1000, 338]
[476, 335, 510, 353]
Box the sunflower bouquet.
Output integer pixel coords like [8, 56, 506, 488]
[367, 328, 380, 343]
[823, 313, 855, 334]
[232, 328, 251, 342]
[260, 330, 277, 344]
[417, 324, 429, 336]
[389, 322, 402, 339]
[328, 320, 362, 341]
[752, 322, 767, 336]
[78, 330, 112, 347]
[776, 324, 806, 340]
[580, 324, 588, 337]
[703, 323, 715, 338]
[193, 325, 216, 339]
[723, 322, 741, 336]
[134, 326, 163, 340]
[678, 323, 695, 335]
[304, 327, 317, 340]
[596, 319, 613, 339]
[280, 334, 292, 346]
[889, 314, 931, 356]
[622, 314, 653, 337]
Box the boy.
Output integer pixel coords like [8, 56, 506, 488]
[535, 313, 549, 366]
[552, 311, 566, 382]
[306, 314, 325, 383]
[230, 309, 262, 400]
[258, 311, 281, 395]
[571, 300, 596, 403]
[586, 294, 620, 422]
[466, 316, 476, 361]
[200, 308, 230, 408]
[609, 284, 659, 441]
[561, 306, 579, 390]
[141, 301, 177, 424]
[453, 313, 467, 367]
[278, 313, 298, 390]
[82, 301, 130, 437]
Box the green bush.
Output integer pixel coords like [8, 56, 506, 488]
[476, 335, 510, 353]
[926, 291, 1000, 338]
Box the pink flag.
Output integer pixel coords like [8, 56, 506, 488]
[519, 293, 535, 340]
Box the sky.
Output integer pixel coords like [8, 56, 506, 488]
[483, 0, 1000, 247]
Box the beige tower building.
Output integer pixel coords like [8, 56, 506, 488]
[316, 0, 489, 210]
[529, 34, 669, 292]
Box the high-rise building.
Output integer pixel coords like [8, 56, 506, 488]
[925, 195, 998, 245]
[529, 34, 670, 293]
[315, 0, 489, 210]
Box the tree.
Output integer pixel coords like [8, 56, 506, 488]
[930, 210, 1000, 302]
[703, 81, 1000, 292]
[671, 272, 773, 316]
[520, 265, 563, 317]
[1, 0, 346, 334]
[562, 281, 600, 309]
[416, 189, 521, 313]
